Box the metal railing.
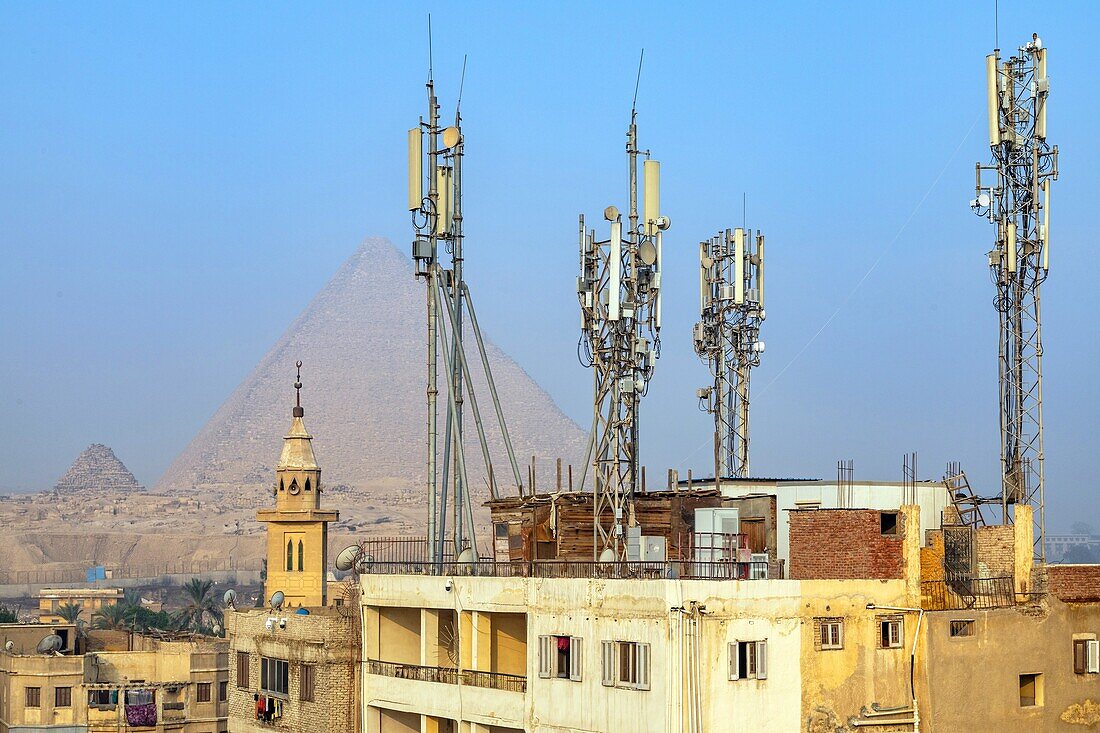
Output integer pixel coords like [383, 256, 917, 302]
[920, 575, 1017, 610]
[366, 660, 526, 692]
[359, 559, 770, 580]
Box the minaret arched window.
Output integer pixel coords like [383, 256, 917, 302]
[297, 540, 304, 571]
[305, 478, 311, 492]
[286, 540, 293, 571]
[279, 479, 284, 492]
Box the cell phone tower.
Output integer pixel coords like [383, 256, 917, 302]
[970, 33, 1057, 560]
[408, 53, 525, 565]
[693, 227, 766, 480]
[577, 86, 669, 561]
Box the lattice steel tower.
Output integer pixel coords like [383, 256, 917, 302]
[693, 228, 766, 480]
[408, 68, 525, 564]
[577, 109, 668, 560]
[971, 33, 1057, 560]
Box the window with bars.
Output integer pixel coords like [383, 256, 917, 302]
[25, 687, 40, 708]
[54, 687, 71, 708]
[236, 651, 249, 689]
[728, 640, 768, 681]
[196, 682, 211, 703]
[260, 657, 289, 697]
[537, 635, 583, 681]
[949, 619, 975, 638]
[601, 641, 650, 690]
[300, 664, 315, 702]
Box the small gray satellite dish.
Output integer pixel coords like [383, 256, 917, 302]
[269, 591, 285, 610]
[442, 126, 462, 150]
[701, 255, 715, 269]
[335, 545, 360, 572]
[223, 589, 238, 608]
[598, 548, 616, 563]
[603, 205, 620, 222]
[457, 547, 478, 568]
[978, 193, 991, 207]
[656, 215, 671, 231]
[36, 634, 63, 654]
[638, 241, 657, 266]
[4, 640, 14, 652]
[212, 623, 222, 636]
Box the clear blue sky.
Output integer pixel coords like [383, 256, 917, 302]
[2, 2, 1098, 532]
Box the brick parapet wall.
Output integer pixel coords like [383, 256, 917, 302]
[1048, 564, 1100, 603]
[975, 525, 1015, 577]
[788, 509, 905, 580]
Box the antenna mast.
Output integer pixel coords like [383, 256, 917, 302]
[577, 53, 668, 560]
[693, 227, 766, 479]
[409, 47, 525, 565]
[971, 33, 1057, 560]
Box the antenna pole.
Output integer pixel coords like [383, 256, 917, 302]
[971, 33, 1055, 560]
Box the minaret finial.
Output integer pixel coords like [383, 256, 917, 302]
[293, 361, 304, 417]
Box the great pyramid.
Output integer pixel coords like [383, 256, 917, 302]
[155, 237, 588, 531]
[55, 444, 144, 493]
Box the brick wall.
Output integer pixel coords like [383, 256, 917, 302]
[226, 608, 358, 733]
[975, 525, 1015, 577]
[788, 509, 906, 580]
[1048, 564, 1100, 602]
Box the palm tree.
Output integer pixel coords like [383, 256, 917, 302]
[91, 603, 134, 630]
[177, 578, 222, 632]
[56, 602, 83, 623]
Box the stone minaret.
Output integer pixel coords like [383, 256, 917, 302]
[257, 362, 338, 607]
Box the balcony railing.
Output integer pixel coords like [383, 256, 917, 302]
[366, 660, 527, 693]
[360, 559, 770, 581]
[920, 575, 1017, 610]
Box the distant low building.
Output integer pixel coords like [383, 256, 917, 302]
[36, 588, 124, 624]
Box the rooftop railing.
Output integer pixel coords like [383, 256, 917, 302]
[359, 559, 770, 581]
[920, 575, 1017, 610]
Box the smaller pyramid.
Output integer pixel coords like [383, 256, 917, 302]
[54, 444, 144, 493]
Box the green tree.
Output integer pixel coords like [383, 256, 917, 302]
[177, 578, 222, 632]
[56, 602, 83, 623]
[0, 606, 17, 623]
[91, 602, 134, 630]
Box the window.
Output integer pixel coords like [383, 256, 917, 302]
[236, 651, 250, 689]
[89, 689, 116, 707]
[538, 635, 582, 681]
[880, 512, 898, 536]
[601, 641, 650, 690]
[25, 687, 40, 708]
[219, 680, 228, 702]
[305, 478, 311, 492]
[879, 618, 903, 649]
[950, 620, 974, 638]
[300, 664, 315, 701]
[1073, 640, 1100, 674]
[260, 657, 290, 697]
[728, 640, 768, 681]
[55, 686, 71, 708]
[1019, 673, 1043, 707]
[286, 540, 294, 571]
[818, 619, 844, 650]
[196, 682, 211, 703]
[297, 540, 304, 572]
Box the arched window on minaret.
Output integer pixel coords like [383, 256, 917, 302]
[286, 539, 293, 571]
[297, 540, 304, 571]
[305, 478, 311, 492]
[279, 478, 284, 492]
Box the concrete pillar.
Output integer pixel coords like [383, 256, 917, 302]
[1014, 505, 1035, 599]
[459, 612, 473, 670]
[421, 609, 441, 667]
[471, 611, 491, 672]
[901, 504, 922, 605]
[363, 606, 380, 661]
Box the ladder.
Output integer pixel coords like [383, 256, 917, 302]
[943, 470, 987, 528]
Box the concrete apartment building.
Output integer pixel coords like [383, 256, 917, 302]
[0, 627, 228, 733]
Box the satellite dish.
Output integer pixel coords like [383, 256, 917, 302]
[335, 545, 360, 572]
[36, 634, 63, 654]
[603, 205, 620, 222]
[638, 241, 657, 266]
[978, 193, 991, 207]
[223, 589, 238, 608]
[701, 256, 715, 269]
[457, 547, 478, 567]
[212, 623, 222, 636]
[598, 548, 616, 563]
[656, 216, 671, 231]
[269, 591, 285, 610]
[4, 640, 14, 652]
[442, 126, 462, 149]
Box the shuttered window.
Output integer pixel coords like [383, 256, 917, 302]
[728, 640, 768, 681]
[600, 640, 650, 690]
[236, 651, 249, 689]
[25, 687, 40, 708]
[300, 664, 315, 702]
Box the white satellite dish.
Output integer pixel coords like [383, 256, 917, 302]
[442, 126, 461, 150]
[4, 640, 14, 652]
[335, 545, 360, 572]
[457, 547, 478, 568]
[656, 216, 671, 231]
[701, 255, 715, 269]
[223, 589, 238, 608]
[212, 623, 222, 636]
[36, 634, 63, 654]
[598, 548, 616, 563]
[978, 193, 991, 207]
[638, 241, 657, 266]
[603, 205, 620, 222]
[269, 591, 285, 610]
